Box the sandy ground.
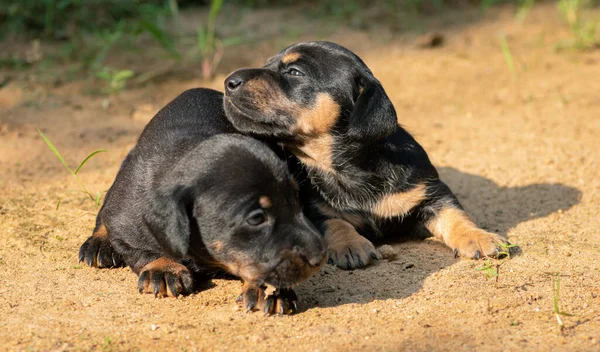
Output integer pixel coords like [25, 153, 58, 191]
[1, 4, 599, 351]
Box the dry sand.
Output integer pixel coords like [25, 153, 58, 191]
[1, 4, 599, 351]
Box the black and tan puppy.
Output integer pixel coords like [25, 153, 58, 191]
[78, 88, 325, 314]
[223, 41, 509, 270]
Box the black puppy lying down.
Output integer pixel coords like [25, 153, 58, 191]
[79, 88, 325, 314]
[224, 41, 509, 270]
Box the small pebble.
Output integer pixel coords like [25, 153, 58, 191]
[151, 324, 158, 331]
[378, 245, 398, 261]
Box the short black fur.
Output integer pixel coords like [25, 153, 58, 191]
[79, 88, 325, 307]
[224, 41, 508, 269]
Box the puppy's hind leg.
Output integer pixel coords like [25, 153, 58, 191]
[422, 181, 508, 259]
[78, 215, 125, 268]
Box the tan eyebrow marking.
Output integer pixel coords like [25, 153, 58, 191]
[282, 52, 301, 64]
[259, 195, 272, 209]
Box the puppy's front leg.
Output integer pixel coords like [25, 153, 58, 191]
[424, 195, 507, 259]
[324, 219, 380, 270]
[138, 257, 194, 298]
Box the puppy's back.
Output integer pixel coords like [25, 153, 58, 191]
[102, 88, 235, 238]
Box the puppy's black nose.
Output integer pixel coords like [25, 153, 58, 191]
[225, 75, 244, 92]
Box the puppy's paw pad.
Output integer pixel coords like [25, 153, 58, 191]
[452, 229, 507, 259]
[138, 258, 194, 298]
[78, 233, 125, 268]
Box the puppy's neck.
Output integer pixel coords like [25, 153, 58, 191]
[286, 135, 336, 174]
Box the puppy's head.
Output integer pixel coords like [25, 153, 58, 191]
[145, 134, 325, 289]
[224, 41, 398, 143]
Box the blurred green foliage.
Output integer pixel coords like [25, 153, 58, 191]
[0, 0, 530, 40]
[3, 0, 598, 41]
[0, 0, 174, 40]
[1, 0, 597, 88]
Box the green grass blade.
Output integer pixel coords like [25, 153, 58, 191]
[113, 70, 134, 82]
[74, 149, 108, 175]
[209, 0, 224, 22]
[56, 198, 62, 210]
[500, 36, 516, 75]
[206, 0, 225, 53]
[197, 26, 208, 53]
[37, 128, 73, 174]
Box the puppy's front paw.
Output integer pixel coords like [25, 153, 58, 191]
[450, 228, 507, 259]
[239, 283, 298, 315]
[138, 258, 194, 298]
[324, 219, 380, 270]
[78, 228, 125, 268]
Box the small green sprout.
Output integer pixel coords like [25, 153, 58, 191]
[37, 129, 107, 208]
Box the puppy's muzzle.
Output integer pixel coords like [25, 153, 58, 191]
[262, 246, 326, 289]
[225, 75, 244, 94]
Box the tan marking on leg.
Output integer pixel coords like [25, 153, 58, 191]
[259, 195, 272, 209]
[90, 221, 109, 267]
[141, 257, 185, 274]
[371, 184, 426, 218]
[92, 222, 108, 239]
[425, 206, 506, 258]
[282, 52, 301, 64]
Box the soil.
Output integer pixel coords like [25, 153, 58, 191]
[1, 4, 599, 351]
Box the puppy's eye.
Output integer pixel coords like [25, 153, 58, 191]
[246, 209, 266, 226]
[286, 68, 305, 77]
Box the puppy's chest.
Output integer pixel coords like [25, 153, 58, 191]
[308, 165, 427, 222]
[306, 165, 377, 211]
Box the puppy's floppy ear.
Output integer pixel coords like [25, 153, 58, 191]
[346, 75, 398, 141]
[144, 184, 195, 260]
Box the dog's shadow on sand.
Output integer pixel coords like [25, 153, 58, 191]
[295, 167, 582, 310]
